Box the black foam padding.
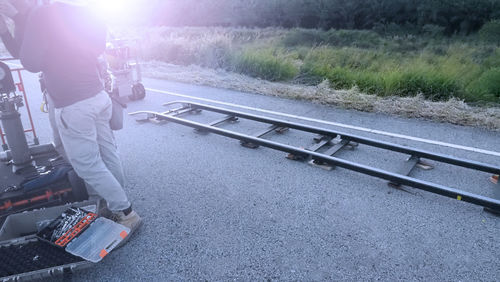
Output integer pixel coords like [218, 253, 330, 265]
[0, 239, 84, 278]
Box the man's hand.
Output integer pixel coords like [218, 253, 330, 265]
[0, 1, 17, 19]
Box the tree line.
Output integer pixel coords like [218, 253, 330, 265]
[145, 0, 500, 34]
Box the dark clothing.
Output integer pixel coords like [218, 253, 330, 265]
[0, 11, 30, 58]
[20, 3, 106, 108]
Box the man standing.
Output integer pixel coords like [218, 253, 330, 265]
[19, 0, 141, 238]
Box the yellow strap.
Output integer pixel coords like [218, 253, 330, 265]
[40, 102, 48, 113]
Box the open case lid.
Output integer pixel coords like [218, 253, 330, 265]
[66, 217, 130, 263]
[33, 205, 129, 263]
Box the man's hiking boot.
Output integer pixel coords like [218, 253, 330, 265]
[110, 207, 142, 248]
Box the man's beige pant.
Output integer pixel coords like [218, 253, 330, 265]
[47, 95, 99, 200]
[54, 91, 130, 212]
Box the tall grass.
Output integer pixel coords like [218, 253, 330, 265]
[298, 41, 499, 102]
[136, 27, 286, 68]
[231, 48, 299, 81]
[132, 27, 500, 104]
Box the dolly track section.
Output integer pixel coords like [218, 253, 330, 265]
[164, 101, 500, 174]
[147, 87, 500, 158]
[130, 101, 500, 212]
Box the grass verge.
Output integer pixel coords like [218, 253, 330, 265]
[142, 61, 500, 131]
[131, 27, 500, 105]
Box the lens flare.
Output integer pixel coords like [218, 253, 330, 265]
[90, 0, 139, 25]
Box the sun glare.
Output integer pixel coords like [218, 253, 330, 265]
[90, 0, 138, 25]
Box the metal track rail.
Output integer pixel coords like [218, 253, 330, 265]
[130, 101, 500, 213]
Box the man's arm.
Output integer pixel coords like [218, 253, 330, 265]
[19, 8, 47, 73]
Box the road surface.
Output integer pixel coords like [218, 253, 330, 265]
[13, 70, 500, 281]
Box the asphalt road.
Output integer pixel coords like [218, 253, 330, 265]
[14, 70, 500, 281]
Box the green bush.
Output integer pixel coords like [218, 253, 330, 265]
[466, 68, 500, 102]
[301, 46, 463, 100]
[319, 67, 356, 89]
[305, 66, 460, 100]
[421, 24, 446, 38]
[302, 47, 395, 71]
[384, 35, 430, 53]
[192, 40, 232, 69]
[355, 72, 385, 94]
[293, 38, 499, 102]
[282, 29, 382, 49]
[479, 20, 500, 44]
[483, 48, 500, 68]
[142, 40, 194, 65]
[323, 30, 382, 49]
[373, 22, 424, 36]
[282, 29, 324, 46]
[232, 48, 299, 81]
[384, 69, 460, 100]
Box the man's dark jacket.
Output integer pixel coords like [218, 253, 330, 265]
[20, 3, 106, 108]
